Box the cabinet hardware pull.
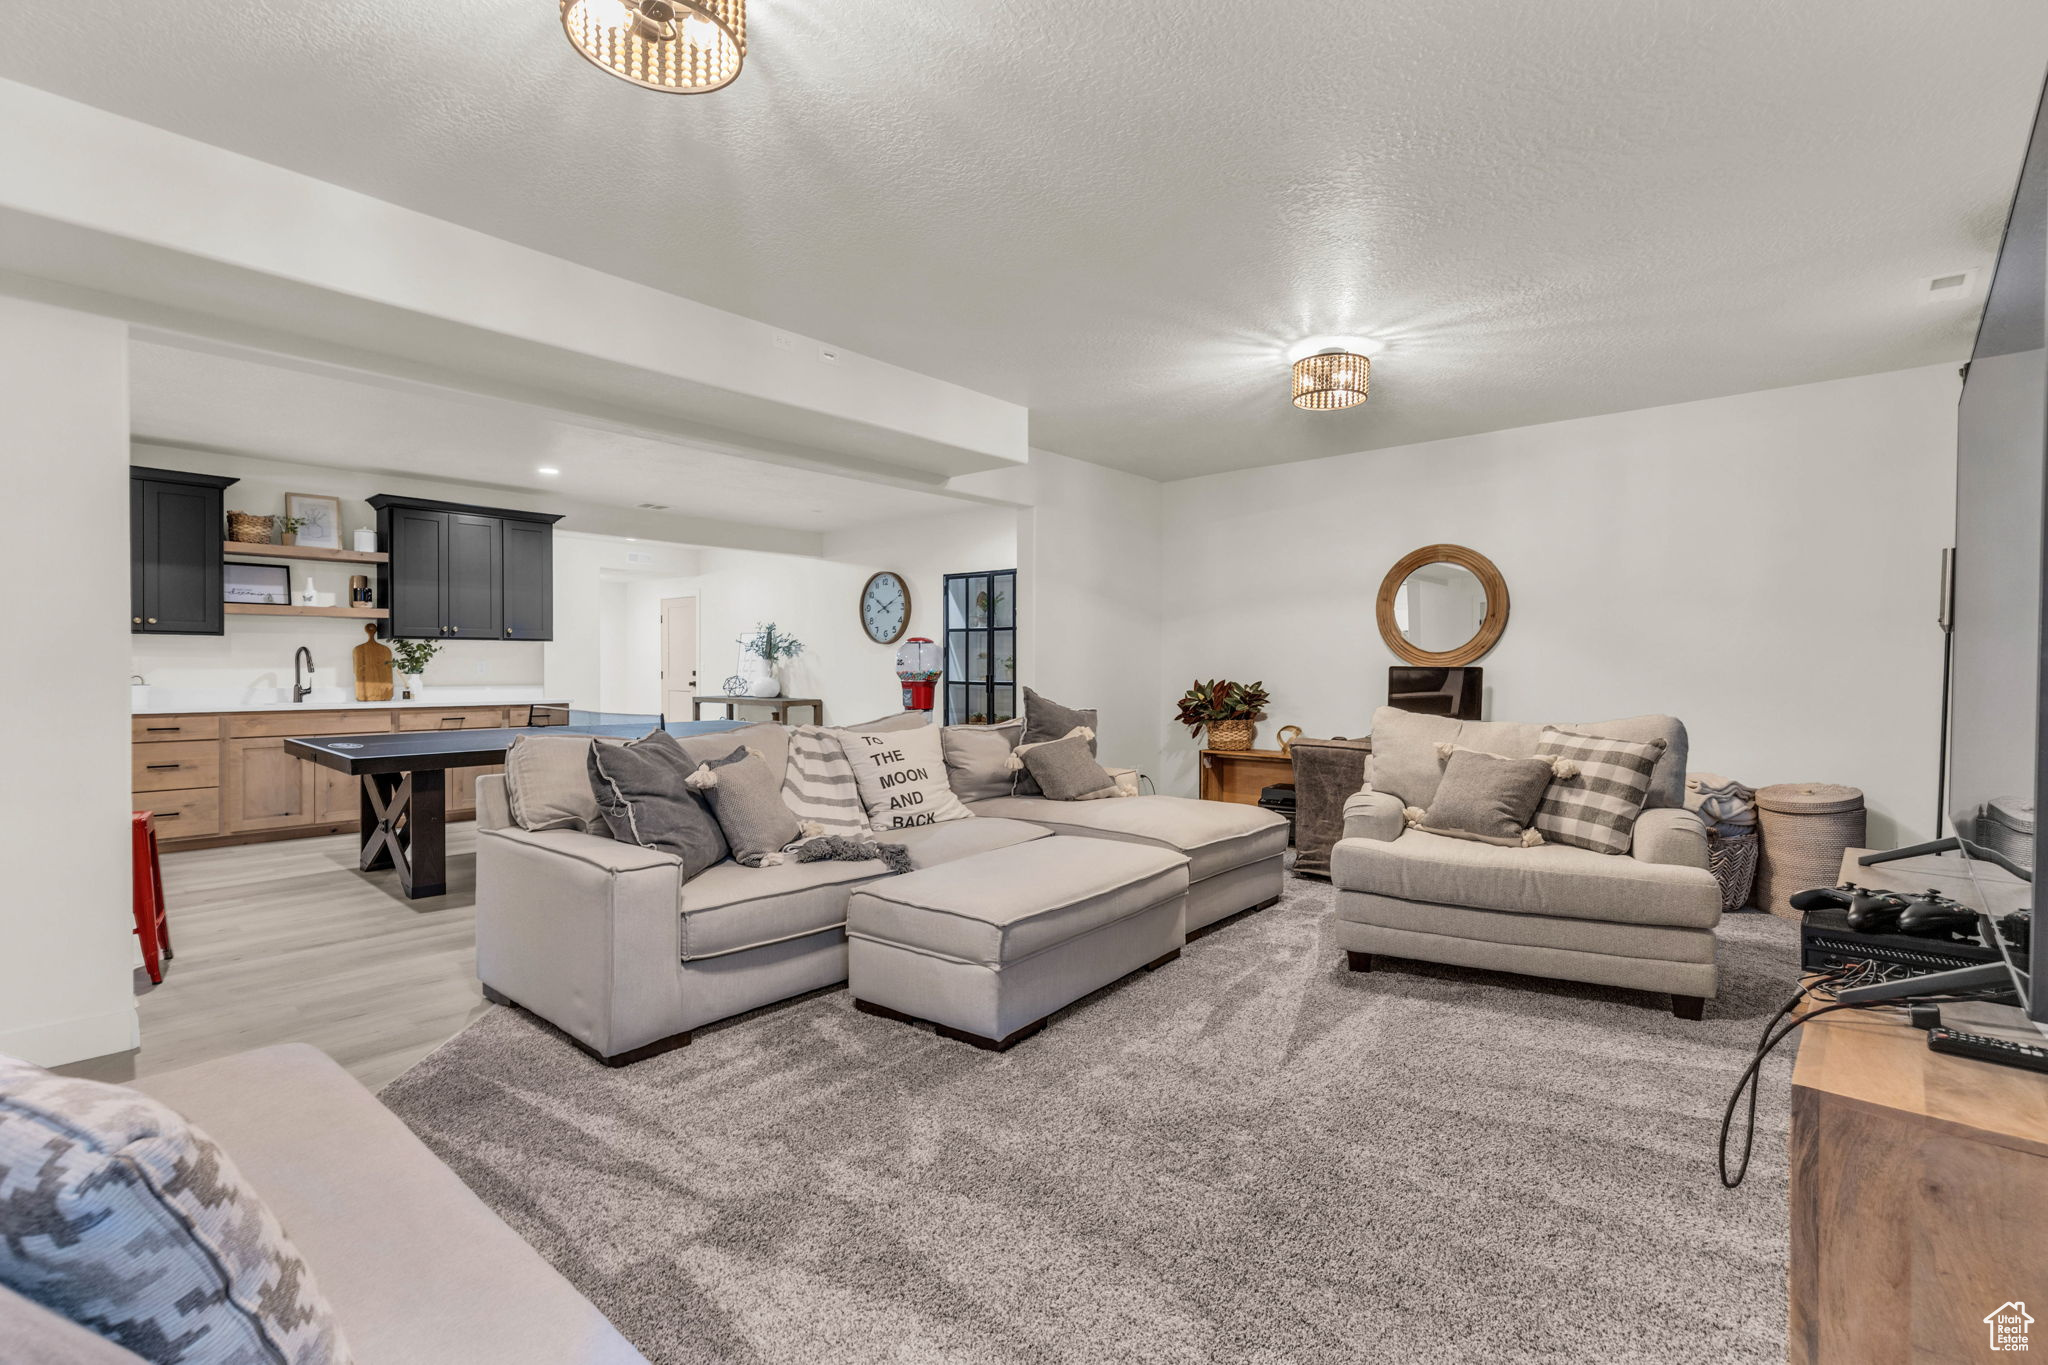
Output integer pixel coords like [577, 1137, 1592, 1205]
[133, 617, 142, 624]
[156, 811, 181, 819]
[145, 763, 181, 770]
[452, 625, 460, 633]
[147, 618, 158, 624]
[145, 726, 179, 732]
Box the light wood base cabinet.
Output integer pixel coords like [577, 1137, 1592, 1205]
[134, 706, 531, 849]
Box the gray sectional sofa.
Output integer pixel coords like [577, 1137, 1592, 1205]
[473, 722, 1287, 1063]
[1329, 708, 1723, 1016]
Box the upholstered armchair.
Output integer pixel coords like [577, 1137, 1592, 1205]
[1330, 707, 1722, 1018]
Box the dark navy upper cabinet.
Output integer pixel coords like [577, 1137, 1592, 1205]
[369, 495, 559, 642]
[131, 467, 237, 635]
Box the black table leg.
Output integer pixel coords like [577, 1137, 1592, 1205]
[403, 769, 446, 898]
[359, 769, 447, 899]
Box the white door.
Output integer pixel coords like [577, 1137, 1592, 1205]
[661, 596, 698, 720]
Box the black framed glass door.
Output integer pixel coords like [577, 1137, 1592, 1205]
[944, 569, 1017, 724]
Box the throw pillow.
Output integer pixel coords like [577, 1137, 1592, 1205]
[781, 724, 869, 842]
[940, 718, 1024, 803]
[1020, 688, 1098, 795]
[1018, 731, 1125, 801]
[505, 734, 622, 833]
[836, 722, 974, 833]
[1533, 727, 1668, 855]
[587, 730, 729, 880]
[685, 745, 803, 868]
[1405, 749, 1559, 847]
[0, 1055, 353, 1365]
[841, 711, 931, 734]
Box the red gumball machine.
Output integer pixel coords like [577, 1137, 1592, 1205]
[895, 637, 942, 711]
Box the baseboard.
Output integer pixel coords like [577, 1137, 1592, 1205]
[0, 1003, 140, 1068]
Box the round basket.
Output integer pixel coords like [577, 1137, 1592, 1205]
[1755, 783, 1866, 920]
[1706, 829, 1760, 913]
[226, 511, 274, 544]
[1207, 718, 1255, 752]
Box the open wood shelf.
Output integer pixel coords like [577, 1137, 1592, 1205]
[222, 540, 387, 565]
[224, 603, 389, 620]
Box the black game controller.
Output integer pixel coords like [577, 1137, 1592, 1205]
[1788, 883, 1979, 940]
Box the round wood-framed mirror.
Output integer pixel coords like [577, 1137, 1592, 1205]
[1375, 544, 1510, 666]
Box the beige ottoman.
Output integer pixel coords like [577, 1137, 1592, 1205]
[847, 836, 1189, 1050]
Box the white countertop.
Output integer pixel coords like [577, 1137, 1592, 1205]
[132, 686, 569, 715]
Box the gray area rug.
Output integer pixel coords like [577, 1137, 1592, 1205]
[381, 877, 1799, 1364]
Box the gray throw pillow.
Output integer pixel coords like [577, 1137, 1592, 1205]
[505, 734, 621, 833]
[1020, 688, 1097, 795]
[1533, 728, 1666, 855]
[0, 1056, 355, 1365]
[941, 718, 1024, 803]
[687, 745, 803, 867]
[1019, 732, 1124, 802]
[1408, 749, 1556, 847]
[588, 731, 729, 880]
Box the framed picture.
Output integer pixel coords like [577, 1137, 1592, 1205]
[223, 563, 291, 605]
[284, 492, 342, 549]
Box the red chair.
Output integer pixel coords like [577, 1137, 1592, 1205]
[131, 811, 173, 985]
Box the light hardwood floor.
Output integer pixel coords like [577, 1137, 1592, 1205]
[59, 827, 489, 1092]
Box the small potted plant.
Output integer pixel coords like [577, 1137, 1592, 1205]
[391, 638, 441, 700]
[277, 514, 309, 547]
[1174, 678, 1271, 752]
[740, 622, 805, 698]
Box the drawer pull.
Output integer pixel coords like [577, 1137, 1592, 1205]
[145, 763, 183, 771]
[155, 811, 182, 819]
[145, 726, 181, 732]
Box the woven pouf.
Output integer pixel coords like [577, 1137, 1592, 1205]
[1755, 783, 1866, 920]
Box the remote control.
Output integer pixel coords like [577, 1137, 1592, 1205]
[1927, 1027, 2048, 1075]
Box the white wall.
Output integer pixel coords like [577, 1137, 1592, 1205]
[546, 533, 701, 710]
[0, 298, 139, 1064]
[1159, 365, 1961, 847]
[575, 507, 1019, 725]
[1014, 449, 1166, 775]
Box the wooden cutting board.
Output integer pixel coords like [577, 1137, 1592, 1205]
[353, 623, 394, 702]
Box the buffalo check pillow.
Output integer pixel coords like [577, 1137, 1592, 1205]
[1532, 727, 1668, 855]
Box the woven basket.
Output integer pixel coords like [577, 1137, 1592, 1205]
[1755, 783, 1866, 920]
[1207, 718, 1255, 752]
[1706, 829, 1760, 913]
[226, 511, 274, 544]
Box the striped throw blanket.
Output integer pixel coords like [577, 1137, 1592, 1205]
[780, 725, 868, 845]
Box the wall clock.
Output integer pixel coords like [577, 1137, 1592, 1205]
[860, 571, 911, 645]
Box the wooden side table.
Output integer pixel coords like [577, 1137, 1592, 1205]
[1788, 848, 2046, 1364]
[692, 696, 823, 725]
[1197, 748, 1293, 805]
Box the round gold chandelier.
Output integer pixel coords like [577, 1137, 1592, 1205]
[1291, 348, 1371, 411]
[560, 0, 747, 93]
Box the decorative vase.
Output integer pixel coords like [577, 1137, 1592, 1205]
[402, 673, 424, 700]
[1207, 718, 1254, 752]
[747, 670, 782, 699]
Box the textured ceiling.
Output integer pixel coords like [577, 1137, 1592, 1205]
[6, 2, 2047, 479]
[127, 340, 990, 534]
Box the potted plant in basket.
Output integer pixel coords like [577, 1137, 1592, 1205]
[1174, 679, 1271, 752]
[391, 638, 441, 701]
[740, 622, 805, 698]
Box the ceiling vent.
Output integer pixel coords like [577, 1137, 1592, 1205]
[638, 502, 670, 510]
[1923, 270, 1979, 304]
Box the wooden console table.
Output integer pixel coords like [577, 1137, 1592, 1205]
[1789, 848, 2047, 1363]
[1197, 748, 1292, 804]
[692, 695, 823, 725]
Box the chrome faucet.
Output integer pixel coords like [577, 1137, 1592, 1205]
[292, 646, 315, 704]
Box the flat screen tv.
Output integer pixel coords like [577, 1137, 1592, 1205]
[1945, 70, 2047, 1035]
[1387, 667, 1483, 720]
